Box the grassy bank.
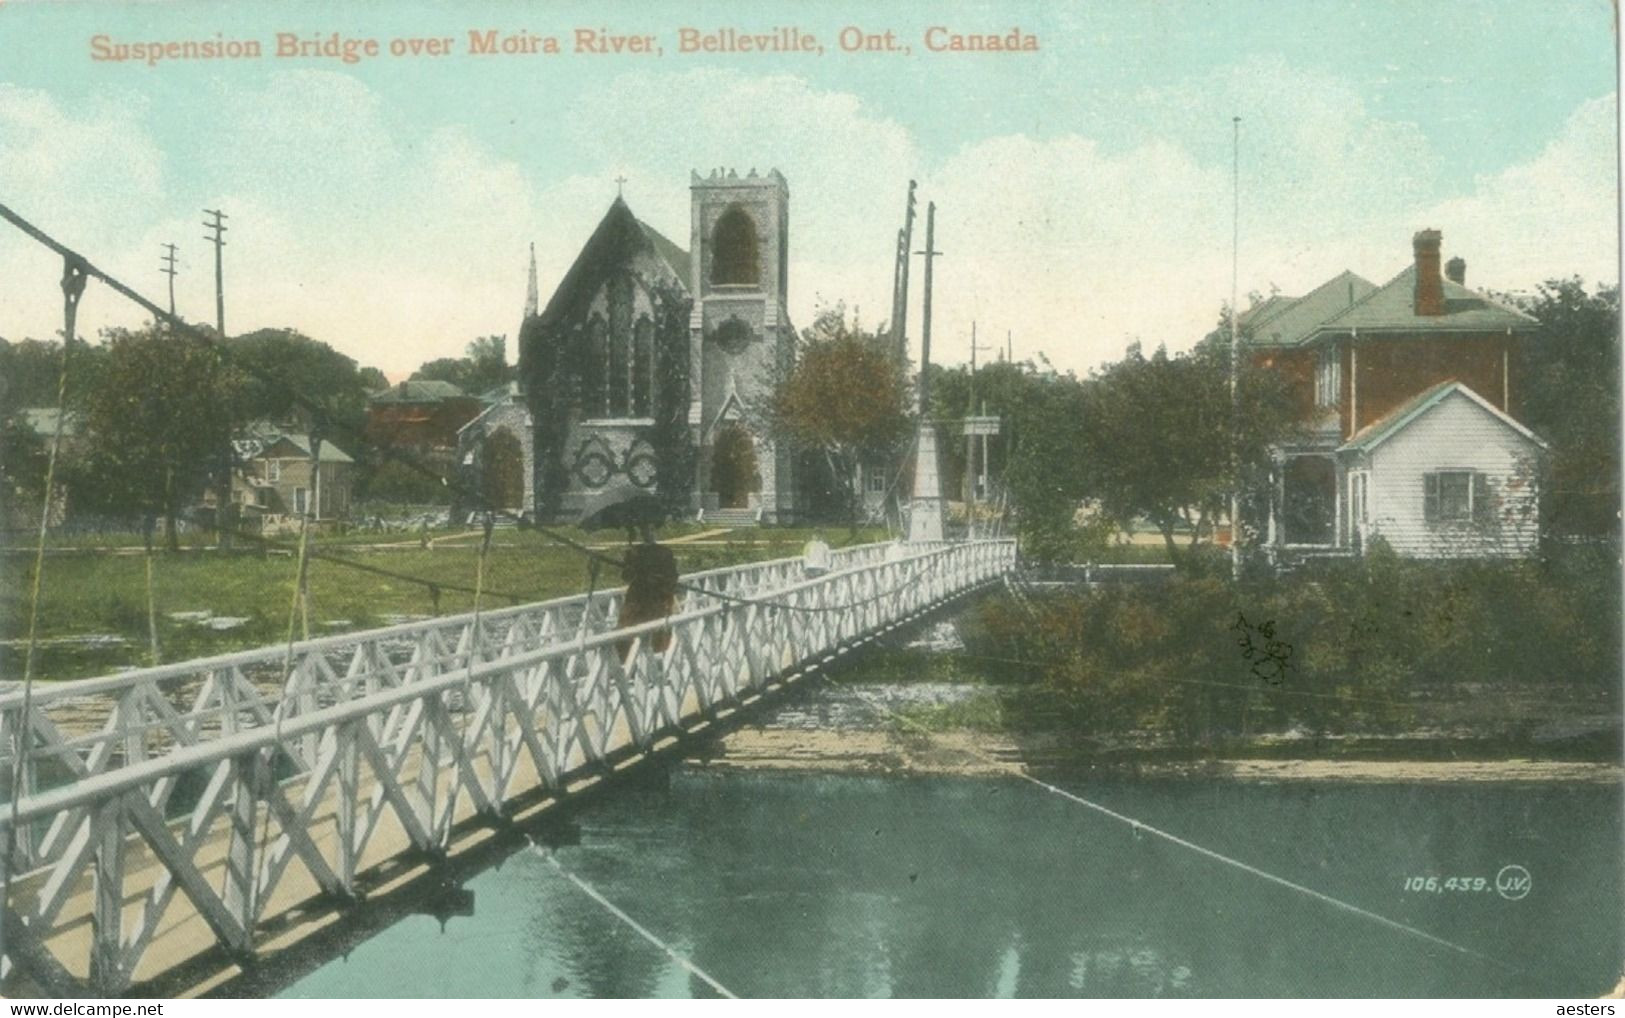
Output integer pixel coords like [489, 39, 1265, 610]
[0, 525, 888, 681]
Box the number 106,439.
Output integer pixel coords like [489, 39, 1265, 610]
[1403, 876, 1488, 893]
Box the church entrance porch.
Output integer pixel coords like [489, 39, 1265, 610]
[711, 422, 760, 509]
[479, 429, 525, 512]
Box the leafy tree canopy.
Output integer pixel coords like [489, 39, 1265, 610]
[79, 325, 241, 548]
[773, 305, 911, 526]
[228, 328, 377, 442]
[1508, 278, 1619, 535]
[411, 335, 514, 397]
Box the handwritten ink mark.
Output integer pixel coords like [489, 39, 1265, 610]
[1231, 612, 1292, 686]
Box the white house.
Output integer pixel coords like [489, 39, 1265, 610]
[1339, 381, 1547, 558]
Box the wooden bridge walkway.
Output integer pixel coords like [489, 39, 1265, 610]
[0, 539, 1016, 996]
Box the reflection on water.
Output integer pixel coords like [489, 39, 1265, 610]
[281, 771, 1622, 998]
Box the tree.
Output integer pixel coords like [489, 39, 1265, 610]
[1508, 278, 1620, 536]
[1072, 337, 1295, 569]
[411, 335, 513, 397]
[1001, 369, 1094, 560]
[0, 336, 109, 417]
[229, 328, 378, 440]
[772, 306, 911, 529]
[79, 326, 240, 549]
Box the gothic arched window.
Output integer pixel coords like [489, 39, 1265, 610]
[583, 313, 608, 417]
[607, 274, 633, 416]
[711, 206, 759, 286]
[632, 315, 654, 416]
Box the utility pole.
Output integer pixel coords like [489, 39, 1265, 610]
[964, 322, 991, 504]
[160, 243, 178, 317]
[916, 201, 939, 414]
[1229, 117, 1242, 581]
[893, 181, 917, 369]
[203, 208, 232, 549]
[203, 209, 226, 337]
[908, 201, 944, 542]
[888, 228, 905, 369]
[1006, 329, 1012, 363]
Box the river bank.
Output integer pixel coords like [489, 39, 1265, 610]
[696, 724, 1624, 783]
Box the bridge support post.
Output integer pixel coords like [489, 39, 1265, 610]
[223, 753, 260, 950]
[336, 722, 360, 895]
[89, 794, 126, 996]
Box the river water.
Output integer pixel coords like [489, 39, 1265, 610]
[280, 764, 1622, 997]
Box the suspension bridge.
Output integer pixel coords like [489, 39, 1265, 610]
[0, 537, 1017, 997]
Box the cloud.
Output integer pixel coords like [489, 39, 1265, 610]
[0, 63, 1615, 387]
[1419, 93, 1618, 293]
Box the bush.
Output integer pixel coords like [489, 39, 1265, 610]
[971, 546, 1620, 742]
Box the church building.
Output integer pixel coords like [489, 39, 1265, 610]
[507, 168, 801, 526]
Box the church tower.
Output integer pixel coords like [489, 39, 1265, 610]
[688, 168, 797, 522]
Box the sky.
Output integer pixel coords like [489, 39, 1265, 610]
[0, 0, 1618, 379]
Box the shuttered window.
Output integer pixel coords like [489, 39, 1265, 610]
[1424, 470, 1490, 524]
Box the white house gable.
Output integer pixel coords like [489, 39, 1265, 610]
[1364, 388, 1543, 558]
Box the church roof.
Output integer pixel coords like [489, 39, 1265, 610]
[536, 198, 692, 329]
[636, 218, 692, 287]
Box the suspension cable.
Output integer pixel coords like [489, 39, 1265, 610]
[818, 667, 1515, 971]
[2, 256, 88, 961]
[526, 839, 738, 998]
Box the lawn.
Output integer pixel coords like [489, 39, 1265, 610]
[0, 525, 892, 682]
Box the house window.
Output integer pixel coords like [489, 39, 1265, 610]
[1315, 346, 1341, 408]
[294, 487, 308, 516]
[267, 459, 281, 482]
[1424, 470, 1489, 524]
[866, 467, 887, 493]
[711, 206, 759, 286]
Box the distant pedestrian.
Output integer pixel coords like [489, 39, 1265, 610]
[802, 531, 832, 578]
[617, 523, 678, 657]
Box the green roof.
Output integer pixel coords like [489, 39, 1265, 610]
[255, 433, 356, 464]
[1242, 262, 1537, 349]
[1241, 270, 1378, 347]
[1320, 264, 1539, 334]
[1339, 380, 1547, 454]
[370, 379, 468, 404]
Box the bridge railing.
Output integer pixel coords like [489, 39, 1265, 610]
[0, 538, 1012, 995]
[0, 538, 928, 861]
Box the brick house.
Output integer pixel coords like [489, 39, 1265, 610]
[365, 380, 483, 470]
[1241, 230, 1547, 559]
[231, 430, 356, 526]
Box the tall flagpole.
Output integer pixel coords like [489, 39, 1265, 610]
[1230, 115, 1242, 581]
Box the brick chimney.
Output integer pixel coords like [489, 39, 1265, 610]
[1445, 256, 1465, 286]
[1413, 229, 1444, 316]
